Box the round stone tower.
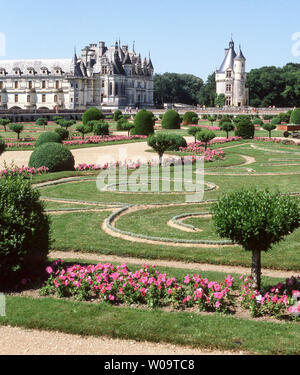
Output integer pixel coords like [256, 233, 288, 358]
[233, 46, 247, 107]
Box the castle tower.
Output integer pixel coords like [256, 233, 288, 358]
[215, 39, 247, 107]
[233, 45, 247, 107]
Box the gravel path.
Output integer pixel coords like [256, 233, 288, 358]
[0, 326, 243, 355]
[50, 251, 299, 279]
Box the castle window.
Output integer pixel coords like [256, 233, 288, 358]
[115, 83, 118, 96]
[226, 84, 232, 92]
[101, 94, 104, 103]
[0, 82, 3, 89]
[226, 70, 232, 78]
[226, 96, 231, 106]
[15, 94, 18, 103]
[54, 95, 58, 103]
[42, 81, 46, 89]
[101, 80, 105, 88]
[28, 81, 32, 89]
[42, 94, 46, 103]
[27, 95, 31, 103]
[56, 81, 60, 89]
[109, 82, 113, 96]
[15, 81, 18, 89]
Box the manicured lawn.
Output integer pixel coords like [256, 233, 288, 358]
[1, 296, 299, 354]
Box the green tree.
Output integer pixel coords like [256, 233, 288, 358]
[82, 108, 104, 125]
[0, 118, 10, 132]
[212, 189, 300, 290]
[131, 110, 155, 136]
[207, 115, 217, 126]
[9, 124, 24, 141]
[36, 117, 48, 131]
[235, 118, 255, 139]
[188, 126, 200, 143]
[220, 122, 235, 139]
[113, 110, 123, 121]
[121, 122, 135, 136]
[161, 110, 181, 129]
[290, 108, 300, 124]
[198, 72, 216, 107]
[76, 124, 91, 139]
[148, 133, 186, 165]
[196, 129, 216, 150]
[262, 122, 277, 138]
[215, 93, 226, 107]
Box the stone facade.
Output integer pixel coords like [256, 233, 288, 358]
[0, 41, 154, 111]
[215, 39, 248, 107]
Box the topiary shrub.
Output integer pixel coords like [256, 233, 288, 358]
[0, 118, 10, 132]
[131, 110, 155, 136]
[29, 143, 75, 172]
[235, 118, 255, 139]
[55, 127, 69, 140]
[262, 123, 277, 138]
[35, 131, 62, 147]
[220, 122, 235, 139]
[92, 121, 109, 136]
[82, 107, 104, 125]
[116, 117, 127, 131]
[36, 117, 48, 131]
[9, 124, 24, 140]
[0, 136, 5, 155]
[290, 108, 300, 124]
[183, 111, 198, 125]
[161, 110, 181, 129]
[0, 174, 50, 285]
[196, 129, 216, 150]
[148, 133, 186, 165]
[121, 122, 135, 136]
[252, 118, 263, 126]
[271, 117, 281, 126]
[213, 188, 300, 290]
[113, 110, 123, 121]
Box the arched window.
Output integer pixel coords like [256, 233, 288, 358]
[54, 95, 58, 103]
[27, 95, 31, 103]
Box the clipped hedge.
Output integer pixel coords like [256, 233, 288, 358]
[82, 108, 104, 125]
[35, 131, 62, 147]
[290, 108, 300, 125]
[0, 174, 50, 284]
[183, 111, 198, 125]
[161, 110, 181, 129]
[131, 110, 155, 136]
[92, 121, 110, 136]
[29, 143, 75, 172]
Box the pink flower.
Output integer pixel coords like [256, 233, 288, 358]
[46, 266, 53, 274]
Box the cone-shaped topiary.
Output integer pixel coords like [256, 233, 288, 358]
[161, 110, 181, 129]
[131, 109, 155, 136]
[35, 131, 62, 147]
[29, 143, 75, 172]
[290, 108, 300, 124]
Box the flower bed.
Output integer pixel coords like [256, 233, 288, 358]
[41, 260, 235, 312]
[65, 135, 147, 146]
[179, 144, 225, 162]
[0, 166, 49, 178]
[240, 275, 300, 319]
[6, 142, 35, 148]
[188, 125, 221, 131]
[40, 260, 300, 320]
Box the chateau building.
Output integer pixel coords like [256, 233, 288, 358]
[215, 39, 249, 107]
[0, 41, 154, 111]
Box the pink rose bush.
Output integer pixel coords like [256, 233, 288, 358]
[179, 143, 226, 162]
[6, 142, 34, 148]
[40, 260, 234, 313]
[239, 275, 300, 319]
[0, 166, 49, 178]
[188, 125, 221, 131]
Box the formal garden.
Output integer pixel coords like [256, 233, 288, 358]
[0, 107, 300, 355]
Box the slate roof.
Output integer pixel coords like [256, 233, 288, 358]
[0, 59, 73, 75]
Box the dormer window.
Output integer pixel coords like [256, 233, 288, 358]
[226, 70, 232, 78]
[54, 67, 62, 75]
[13, 68, 21, 76]
[41, 67, 49, 75]
[0, 68, 6, 76]
[27, 67, 35, 75]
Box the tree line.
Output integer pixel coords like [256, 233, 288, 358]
[154, 63, 300, 108]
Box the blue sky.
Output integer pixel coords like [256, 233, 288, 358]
[1, 0, 300, 81]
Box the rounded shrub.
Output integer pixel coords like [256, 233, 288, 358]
[29, 143, 75, 172]
[54, 127, 69, 141]
[92, 121, 109, 136]
[290, 108, 300, 124]
[0, 174, 50, 285]
[131, 110, 155, 136]
[161, 110, 181, 129]
[113, 110, 123, 121]
[82, 107, 104, 125]
[252, 118, 263, 126]
[183, 111, 198, 125]
[116, 117, 127, 131]
[35, 131, 62, 147]
[271, 117, 281, 126]
[235, 118, 255, 139]
[147, 133, 187, 164]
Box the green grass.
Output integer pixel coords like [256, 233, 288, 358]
[1, 296, 299, 354]
[49, 211, 300, 271]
